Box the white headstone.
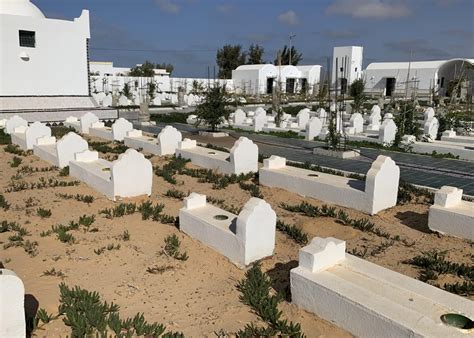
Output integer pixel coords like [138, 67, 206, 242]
[102, 94, 113, 107]
[365, 155, 400, 213]
[233, 109, 246, 125]
[24, 121, 51, 150]
[379, 116, 397, 145]
[80, 112, 99, 133]
[434, 186, 462, 208]
[299, 237, 346, 273]
[111, 118, 133, 141]
[0, 269, 26, 338]
[306, 117, 323, 140]
[157, 125, 182, 155]
[118, 95, 129, 106]
[112, 149, 153, 198]
[56, 132, 89, 168]
[424, 107, 435, 122]
[5, 115, 28, 135]
[230, 137, 258, 174]
[253, 110, 267, 132]
[296, 109, 310, 129]
[349, 113, 364, 134]
[424, 117, 439, 140]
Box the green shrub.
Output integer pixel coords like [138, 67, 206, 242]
[59, 166, 69, 176]
[163, 234, 188, 261]
[36, 208, 52, 218]
[9, 156, 22, 167]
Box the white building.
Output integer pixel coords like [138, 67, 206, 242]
[0, 0, 90, 96]
[232, 63, 321, 95]
[364, 59, 474, 97]
[332, 46, 364, 92]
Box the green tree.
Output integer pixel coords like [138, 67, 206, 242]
[147, 80, 157, 101]
[195, 84, 233, 131]
[216, 45, 246, 79]
[128, 61, 174, 77]
[121, 83, 133, 100]
[274, 45, 302, 66]
[247, 44, 265, 64]
[349, 79, 366, 113]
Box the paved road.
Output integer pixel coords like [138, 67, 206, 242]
[137, 122, 474, 196]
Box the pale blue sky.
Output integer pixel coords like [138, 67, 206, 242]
[34, 0, 474, 77]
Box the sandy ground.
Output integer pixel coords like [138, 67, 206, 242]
[0, 134, 472, 337]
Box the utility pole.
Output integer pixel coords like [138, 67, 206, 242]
[289, 34, 296, 65]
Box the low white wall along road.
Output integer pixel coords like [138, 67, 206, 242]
[428, 186, 474, 240]
[259, 155, 400, 215]
[291, 237, 474, 338]
[179, 193, 276, 267]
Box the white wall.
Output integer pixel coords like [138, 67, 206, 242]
[0, 10, 90, 96]
[332, 46, 363, 89]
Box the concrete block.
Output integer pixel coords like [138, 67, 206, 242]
[70, 149, 152, 200]
[5, 115, 28, 135]
[260, 155, 399, 214]
[299, 237, 345, 273]
[291, 236, 474, 338]
[0, 269, 25, 338]
[179, 195, 276, 266]
[263, 155, 286, 170]
[429, 186, 474, 240]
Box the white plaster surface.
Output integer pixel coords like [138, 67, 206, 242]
[5, 115, 28, 135]
[429, 186, 474, 240]
[0, 269, 25, 338]
[260, 155, 399, 214]
[179, 194, 276, 266]
[69, 149, 152, 200]
[11, 121, 51, 150]
[33, 132, 88, 168]
[124, 125, 182, 156]
[176, 137, 258, 175]
[290, 237, 474, 338]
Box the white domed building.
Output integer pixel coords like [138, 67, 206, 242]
[0, 0, 90, 98]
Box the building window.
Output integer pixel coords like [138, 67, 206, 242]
[355, 67, 358, 72]
[19, 30, 36, 48]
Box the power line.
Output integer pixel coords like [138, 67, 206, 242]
[89, 47, 216, 53]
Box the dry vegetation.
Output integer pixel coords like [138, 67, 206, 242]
[0, 133, 472, 337]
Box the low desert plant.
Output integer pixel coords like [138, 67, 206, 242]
[9, 156, 22, 168]
[239, 181, 263, 198]
[56, 193, 94, 204]
[165, 188, 187, 200]
[120, 230, 130, 241]
[146, 265, 174, 274]
[237, 263, 304, 336]
[4, 144, 29, 156]
[0, 194, 10, 210]
[276, 220, 308, 245]
[36, 208, 52, 218]
[163, 234, 188, 261]
[59, 166, 69, 176]
[42, 268, 66, 278]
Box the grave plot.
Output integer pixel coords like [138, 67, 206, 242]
[428, 186, 474, 240]
[259, 154, 400, 215]
[69, 148, 152, 200]
[5, 115, 28, 135]
[291, 237, 474, 338]
[406, 139, 474, 161]
[11, 121, 51, 150]
[33, 132, 88, 168]
[179, 193, 276, 266]
[63, 112, 98, 134]
[441, 130, 474, 145]
[124, 125, 182, 156]
[88, 117, 133, 142]
[0, 269, 25, 338]
[176, 136, 258, 175]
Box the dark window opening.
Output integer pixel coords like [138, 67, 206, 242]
[19, 30, 36, 48]
[301, 78, 308, 93]
[340, 78, 347, 94]
[355, 67, 358, 72]
[440, 77, 445, 88]
[266, 78, 274, 94]
[286, 78, 295, 94]
[385, 78, 396, 97]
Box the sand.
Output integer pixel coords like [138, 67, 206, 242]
[0, 134, 472, 337]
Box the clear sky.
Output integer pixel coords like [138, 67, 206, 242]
[33, 0, 474, 77]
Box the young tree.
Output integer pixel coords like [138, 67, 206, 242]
[156, 63, 174, 75]
[349, 79, 366, 113]
[121, 82, 133, 100]
[247, 44, 265, 64]
[273, 45, 302, 66]
[147, 80, 157, 101]
[216, 45, 246, 79]
[195, 84, 233, 131]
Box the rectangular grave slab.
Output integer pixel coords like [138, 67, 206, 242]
[124, 126, 182, 156]
[69, 149, 152, 200]
[291, 237, 474, 338]
[179, 193, 276, 266]
[411, 141, 474, 161]
[0, 269, 25, 338]
[429, 186, 474, 240]
[259, 155, 399, 215]
[176, 137, 258, 175]
[11, 121, 51, 150]
[63, 112, 98, 134]
[34, 132, 88, 168]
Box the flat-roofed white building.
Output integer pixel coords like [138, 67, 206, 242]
[332, 46, 364, 92]
[296, 65, 322, 94]
[232, 64, 279, 95]
[0, 0, 91, 97]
